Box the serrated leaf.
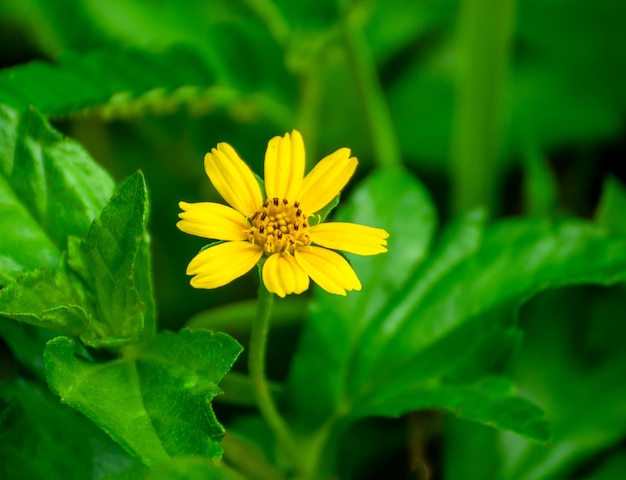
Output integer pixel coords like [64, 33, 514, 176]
[133, 232, 157, 343]
[0, 256, 90, 336]
[77, 170, 149, 346]
[0, 379, 142, 480]
[44, 328, 242, 468]
[1, 171, 153, 347]
[0, 104, 114, 285]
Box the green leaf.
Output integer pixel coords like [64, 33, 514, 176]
[351, 206, 488, 385]
[0, 256, 90, 338]
[288, 168, 626, 453]
[0, 41, 293, 124]
[287, 168, 437, 425]
[351, 219, 626, 442]
[133, 231, 157, 344]
[0, 48, 216, 116]
[498, 287, 626, 479]
[443, 284, 626, 480]
[354, 376, 550, 442]
[76, 170, 150, 346]
[0, 104, 114, 285]
[595, 175, 626, 235]
[372, 219, 626, 376]
[0, 378, 142, 480]
[145, 456, 243, 480]
[44, 328, 242, 468]
[1, 171, 152, 347]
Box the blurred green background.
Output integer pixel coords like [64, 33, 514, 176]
[1, 0, 625, 478]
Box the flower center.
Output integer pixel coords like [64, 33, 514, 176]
[248, 197, 311, 255]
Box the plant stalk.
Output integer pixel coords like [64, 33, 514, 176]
[450, 0, 517, 214]
[249, 283, 301, 472]
[341, 1, 402, 169]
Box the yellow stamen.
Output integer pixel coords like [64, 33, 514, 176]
[248, 199, 311, 255]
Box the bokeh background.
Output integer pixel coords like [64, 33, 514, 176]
[1, 0, 625, 478]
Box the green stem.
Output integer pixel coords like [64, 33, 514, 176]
[249, 284, 301, 472]
[450, 0, 517, 214]
[243, 0, 290, 46]
[340, 1, 402, 169]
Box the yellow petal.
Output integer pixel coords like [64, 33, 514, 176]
[264, 130, 305, 201]
[204, 142, 263, 217]
[187, 241, 262, 289]
[297, 148, 357, 214]
[309, 222, 389, 255]
[294, 246, 361, 296]
[262, 253, 310, 298]
[177, 201, 250, 241]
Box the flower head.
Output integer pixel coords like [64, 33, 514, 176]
[177, 130, 389, 297]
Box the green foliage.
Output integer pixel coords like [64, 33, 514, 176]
[0, 47, 288, 122]
[74, 171, 151, 345]
[1, 0, 626, 477]
[287, 169, 626, 472]
[0, 106, 242, 475]
[596, 175, 626, 234]
[0, 379, 143, 480]
[0, 105, 156, 346]
[145, 456, 243, 480]
[0, 169, 151, 347]
[444, 284, 626, 480]
[0, 105, 114, 284]
[499, 287, 626, 479]
[44, 329, 242, 468]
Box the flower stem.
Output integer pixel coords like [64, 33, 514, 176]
[341, 0, 402, 169]
[249, 283, 301, 471]
[450, 0, 516, 214]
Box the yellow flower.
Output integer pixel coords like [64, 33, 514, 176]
[177, 130, 389, 297]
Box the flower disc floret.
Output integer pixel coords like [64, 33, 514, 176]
[249, 198, 311, 255]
